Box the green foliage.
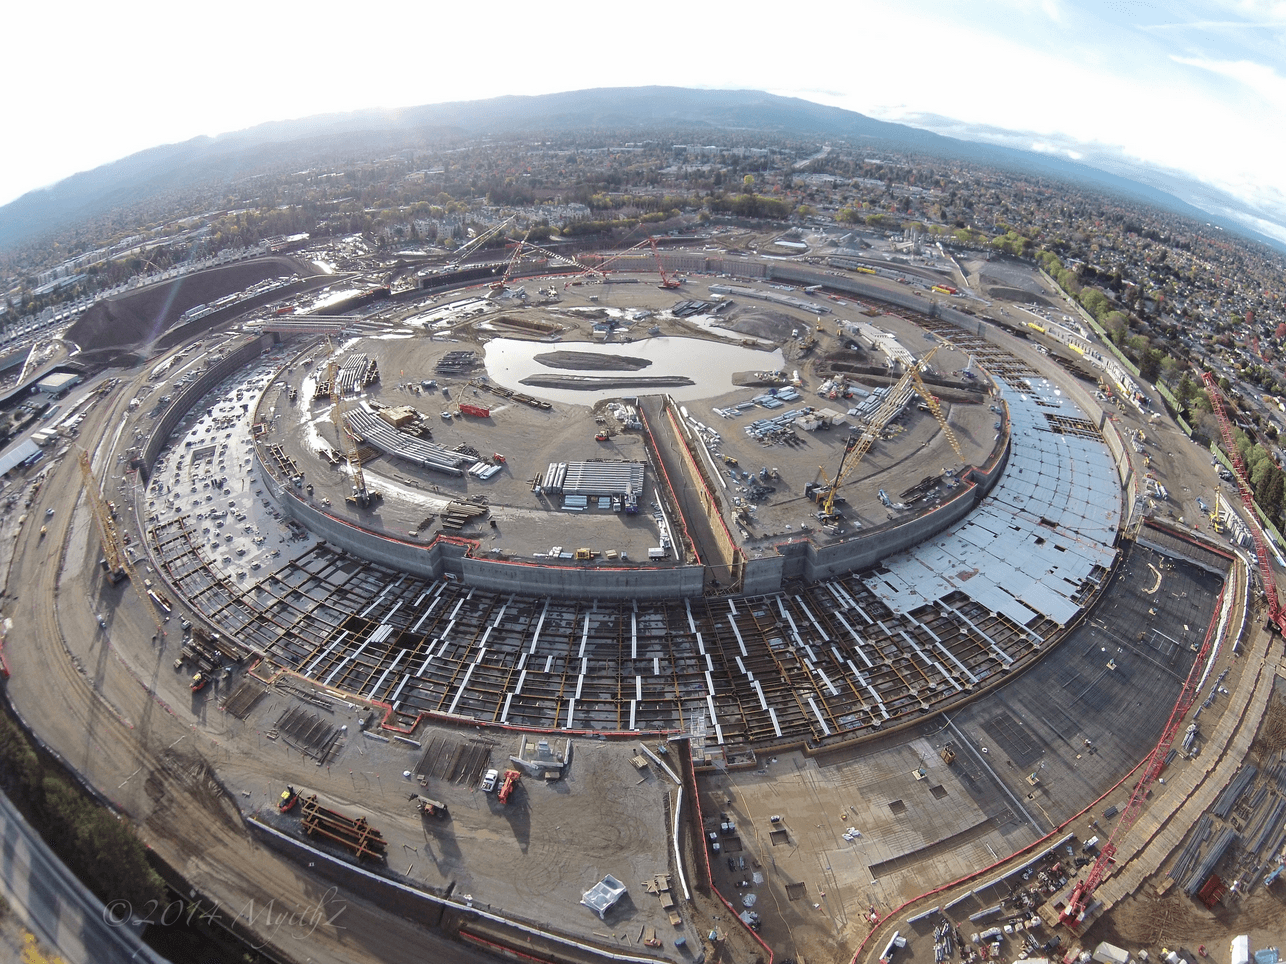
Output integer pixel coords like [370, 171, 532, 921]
[836, 206, 862, 224]
[707, 193, 792, 220]
[0, 710, 164, 912]
[991, 230, 1032, 256]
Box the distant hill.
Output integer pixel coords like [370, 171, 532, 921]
[2, 86, 1281, 253]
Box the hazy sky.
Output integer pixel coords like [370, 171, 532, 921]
[5, 0, 1285, 234]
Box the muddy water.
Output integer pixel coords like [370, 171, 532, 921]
[483, 336, 785, 406]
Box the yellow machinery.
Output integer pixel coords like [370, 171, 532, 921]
[909, 367, 966, 463]
[815, 344, 962, 521]
[78, 449, 164, 636]
[327, 361, 378, 508]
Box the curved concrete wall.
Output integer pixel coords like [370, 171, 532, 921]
[267, 450, 706, 598]
[803, 441, 1009, 582]
[138, 260, 1130, 601]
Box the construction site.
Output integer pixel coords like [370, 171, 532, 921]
[3, 243, 1279, 964]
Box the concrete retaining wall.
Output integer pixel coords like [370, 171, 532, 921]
[662, 397, 744, 587]
[800, 443, 1009, 582]
[462, 555, 704, 599]
[271, 455, 706, 598]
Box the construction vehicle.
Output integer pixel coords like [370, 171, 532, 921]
[410, 793, 448, 818]
[811, 345, 947, 524]
[574, 548, 596, 561]
[190, 671, 209, 692]
[279, 786, 300, 812]
[39, 525, 46, 539]
[497, 769, 521, 804]
[646, 236, 682, 289]
[595, 432, 610, 442]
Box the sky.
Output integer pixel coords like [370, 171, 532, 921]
[4, 0, 1286, 240]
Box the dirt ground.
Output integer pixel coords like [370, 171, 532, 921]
[1085, 687, 1286, 962]
[264, 286, 998, 565]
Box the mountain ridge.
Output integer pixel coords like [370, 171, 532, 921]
[2, 86, 1281, 254]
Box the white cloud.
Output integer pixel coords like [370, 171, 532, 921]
[1170, 55, 1286, 107]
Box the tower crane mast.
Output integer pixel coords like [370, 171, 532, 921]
[1202, 372, 1286, 632]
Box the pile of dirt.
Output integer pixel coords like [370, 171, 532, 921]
[66, 256, 314, 352]
[723, 309, 797, 343]
[985, 285, 1054, 307]
[533, 350, 651, 372]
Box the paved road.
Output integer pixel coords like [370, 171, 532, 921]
[0, 787, 167, 964]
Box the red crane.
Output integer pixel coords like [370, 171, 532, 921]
[562, 236, 680, 289]
[1201, 372, 1286, 633]
[647, 236, 682, 289]
[1060, 374, 1278, 928]
[497, 769, 521, 805]
[1059, 604, 1221, 928]
[491, 226, 533, 292]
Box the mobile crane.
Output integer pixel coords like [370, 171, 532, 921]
[1057, 374, 1267, 928]
[327, 362, 380, 508]
[813, 345, 944, 522]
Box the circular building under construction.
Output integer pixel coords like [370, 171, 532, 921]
[136, 253, 1132, 745]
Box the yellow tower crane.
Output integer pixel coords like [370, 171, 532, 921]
[815, 344, 950, 522]
[909, 368, 966, 464]
[327, 361, 378, 508]
[77, 449, 165, 636]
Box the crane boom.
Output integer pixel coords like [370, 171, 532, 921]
[1201, 372, 1286, 632]
[328, 362, 377, 508]
[449, 216, 516, 265]
[1060, 598, 1222, 927]
[78, 449, 165, 635]
[491, 226, 534, 292]
[910, 369, 965, 464]
[79, 448, 127, 580]
[646, 237, 681, 289]
[1060, 373, 1261, 928]
[816, 346, 942, 519]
